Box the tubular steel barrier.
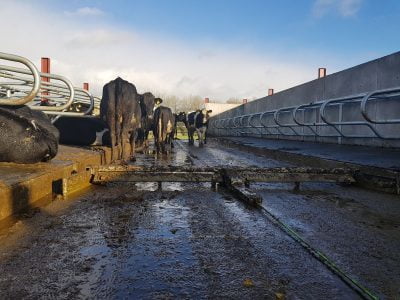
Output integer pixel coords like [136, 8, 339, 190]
[0, 52, 40, 105]
[0, 52, 100, 118]
[1, 65, 75, 111]
[210, 87, 400, 140]
[43, 87, 95, 117]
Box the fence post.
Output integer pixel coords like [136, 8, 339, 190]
[40, 57, 50, 104]
[318, 68, 326, 78]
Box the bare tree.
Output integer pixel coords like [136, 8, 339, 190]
[155, 93, 204, 113]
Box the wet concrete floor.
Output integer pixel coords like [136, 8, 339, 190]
[0, 139, 399, 299]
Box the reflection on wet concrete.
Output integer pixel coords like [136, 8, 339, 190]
[0, 139, 398, 298]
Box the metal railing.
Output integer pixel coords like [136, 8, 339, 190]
[0, 52, 40, 105]
[0, 52, 99, 117]
[41, 87, 95, 117]
[1, 64, 75, 111]
[210, 86, 400, 140]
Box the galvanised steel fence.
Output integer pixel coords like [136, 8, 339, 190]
[210, 87, 400, 140]
[0, 52, 100, 120]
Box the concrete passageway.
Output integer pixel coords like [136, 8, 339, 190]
[0, 140, 399, 299]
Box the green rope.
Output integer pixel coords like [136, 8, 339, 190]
[259, 205, 379, 300]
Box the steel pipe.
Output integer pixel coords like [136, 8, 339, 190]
[0, 52, 40, 105]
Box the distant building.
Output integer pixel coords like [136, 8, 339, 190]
[201, 97, 244, 117]
[203, 102, 242, 117]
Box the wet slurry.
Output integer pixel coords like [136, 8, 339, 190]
[0, 139, 399, 299]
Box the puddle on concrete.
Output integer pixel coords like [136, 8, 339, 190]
[134, 182, 158, 191]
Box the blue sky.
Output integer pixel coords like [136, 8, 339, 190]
[1, 0, 399, 100]
[47, 0, 400, 59]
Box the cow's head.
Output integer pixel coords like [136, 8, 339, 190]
[141, 92, 156, 119]
[201, 109, 213, 120]
[176, 112, 186, 122]
[200, 109, 212, 126]
[154, 97, 163, 106]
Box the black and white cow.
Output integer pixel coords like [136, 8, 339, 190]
[194, 109, 212, 147]
[0, 106, 59, 163]
[153, 105, 175, 154]
[186, 109, 212, 147]
[53, 116, 110, 146]
[100, 77, 141, 162]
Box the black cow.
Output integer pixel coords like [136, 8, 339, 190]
[137, 93, 161, 147]
[0, 106, 58, 163]
[7, 105, 60, 141]
[186, 109, 212, 147]
[54, 116, 110, 146]
[100, 77, 141, 162]
[153, 106, 175, 154]
[186, 111, 197, 145]
[174, 112, 187, 139]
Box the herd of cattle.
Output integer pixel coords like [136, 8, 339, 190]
[0, 77, 212, 164]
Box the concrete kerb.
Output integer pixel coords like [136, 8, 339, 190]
[0, 145, 111, 224]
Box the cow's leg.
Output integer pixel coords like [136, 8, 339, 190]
[144, 130, 149, 148]
[161, 142, 165, 154]
[130, 132, 136, 161]
[120, 124, 131, 162]
[154, 132, 160, 153]
[170, 133, 174, 149]
[166, 134, 172, 154]
[109, 119, 118, 162]
[188, 127, 194, 145]
[154, 138, 157, 153]
[204, 128, 207, 144]
[121, 133, 127, 162]
[161, 129, 166, 154]
[156, 141, 160, 154]
[115, 118, 123, 160]
[129, 130, 137, 161]
[129, 131, 134, 155]
[186, 126, 190, 145]
[136, 128, 143, 148]
[126, 136, 133, 161]
[197, 128, 203, 147]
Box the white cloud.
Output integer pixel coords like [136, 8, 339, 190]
[0, 1, 327, 102]
[65, 30, 135, 48]
[64, 7, 104, 17]
[338, 0, 363, 16]
[313, 0, 363, 18]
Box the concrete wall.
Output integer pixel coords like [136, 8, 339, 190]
[208, 51, 400, 148]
